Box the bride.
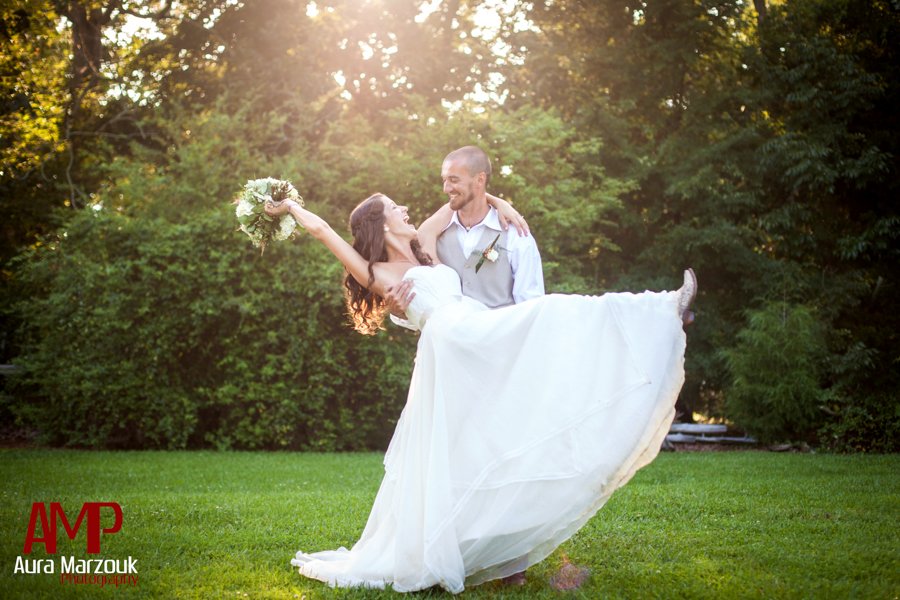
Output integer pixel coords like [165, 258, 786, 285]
[265, 192, 695, 593]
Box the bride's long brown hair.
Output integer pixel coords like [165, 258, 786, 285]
[344, 193, 432, 335]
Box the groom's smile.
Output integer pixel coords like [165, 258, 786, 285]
[442, 158, 480, 212]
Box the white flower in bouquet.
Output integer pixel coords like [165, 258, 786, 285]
[234, 178, 304, 253]
[235, 200, 255, 218]
[274, 214, 297, 241]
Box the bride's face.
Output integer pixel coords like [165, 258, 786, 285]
[382, 197, 416, 238]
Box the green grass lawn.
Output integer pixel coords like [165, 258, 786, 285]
[0, 450, 897, 599]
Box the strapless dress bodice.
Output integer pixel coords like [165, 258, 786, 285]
[403, 264, 476, 330]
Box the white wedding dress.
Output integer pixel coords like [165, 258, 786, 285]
[291, 264, 687, 593]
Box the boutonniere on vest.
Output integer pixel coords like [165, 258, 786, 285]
[474, 233, 505, 273]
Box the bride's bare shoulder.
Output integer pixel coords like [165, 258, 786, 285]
[369, 261, 418, 294]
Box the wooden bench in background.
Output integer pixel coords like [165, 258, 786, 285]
[665, 423, 757, 445]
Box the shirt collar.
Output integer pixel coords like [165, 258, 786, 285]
[443, 206, 502, 233]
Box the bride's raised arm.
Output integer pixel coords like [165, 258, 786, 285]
[489, 194, 530, 237]
[416, 203, 452, 259]
[264, 200, 387, 296]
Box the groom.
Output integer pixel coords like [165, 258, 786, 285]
[387, 145, 544, 324]
[387, 145, 541, 586]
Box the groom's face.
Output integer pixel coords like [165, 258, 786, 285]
[442, 158, 479, 211]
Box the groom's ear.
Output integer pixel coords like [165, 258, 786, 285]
[475, 171, 487, 189]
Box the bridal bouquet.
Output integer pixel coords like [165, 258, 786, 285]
[234, 178, 304, 253]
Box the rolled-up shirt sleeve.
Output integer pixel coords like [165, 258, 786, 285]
[509, 233, 545, 303]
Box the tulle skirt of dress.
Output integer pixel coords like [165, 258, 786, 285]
[291, 289, 686, 593]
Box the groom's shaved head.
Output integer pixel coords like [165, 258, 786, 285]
[445, 146, 491, 188]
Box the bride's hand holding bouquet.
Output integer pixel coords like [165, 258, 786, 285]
[234, 178, 306, 253]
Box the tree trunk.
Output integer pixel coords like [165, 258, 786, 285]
[66, 1, 113, 92]
[753, 0, 767, 27]
[58, 0, 117, 207]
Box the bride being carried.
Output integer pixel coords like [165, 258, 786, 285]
[258, 146, 696, 593]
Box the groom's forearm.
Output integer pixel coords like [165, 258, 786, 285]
[511, 237, 545, 302]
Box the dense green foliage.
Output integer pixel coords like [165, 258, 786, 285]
[9, 208, 416, 450]
[2, 0, 898, 449]
[1, 450, 897, 598]
[724, 302, 828, 444]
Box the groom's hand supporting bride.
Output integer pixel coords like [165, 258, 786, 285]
[385, 279, 416, 319]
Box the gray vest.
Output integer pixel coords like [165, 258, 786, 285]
[437, 224, 515, 308]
